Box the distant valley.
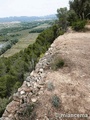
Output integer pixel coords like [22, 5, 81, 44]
[0, 14, 56, 22]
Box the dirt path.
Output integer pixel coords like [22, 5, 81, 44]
[35, 29, 90, 119]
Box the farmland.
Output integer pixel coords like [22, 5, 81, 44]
[0, 20, 53, 57]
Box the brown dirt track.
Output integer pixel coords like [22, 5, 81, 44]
[35, 27, 90, 120]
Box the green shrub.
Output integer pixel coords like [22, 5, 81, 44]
[72, 20, 86, 31]
[56, 29, 64, 36]
[47, 81, 54, 91]
[51, 95, 60, 108]
[17, 103, 36, 120]
[51, 56, 64, 70]
[23, 104, 34, 116]
[39, 53, 44, 59]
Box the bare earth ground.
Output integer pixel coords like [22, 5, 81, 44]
[35, 28, 90, 120]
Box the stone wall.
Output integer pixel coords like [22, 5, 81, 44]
[1, 41, 56, 120]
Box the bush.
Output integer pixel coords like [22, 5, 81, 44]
[51, 95, 61, 108]
[72, 20, 86, 31]
[22, 104, 34, 116]
[47, 81, 54, 91]
[51, 56, 64, 70]
[18, 103, 36, 120]
[56, 29, 64, 36]
[67, 10, 78, 25]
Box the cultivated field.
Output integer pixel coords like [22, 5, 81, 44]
[0, 20, 52, 57]
[1, 32, 39, 57]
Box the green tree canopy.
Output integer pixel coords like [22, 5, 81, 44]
[57, 7, 68, 30]
[69, 0, 90, 19]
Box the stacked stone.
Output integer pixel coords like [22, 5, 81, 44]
[1, 42, 56, 120]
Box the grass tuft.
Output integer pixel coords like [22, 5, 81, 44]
[51, 95, 61, 108]
[51, 56, 64, 70]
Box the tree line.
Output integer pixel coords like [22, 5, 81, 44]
[56, 0, 90, 31]
[0, 38, 18, 55]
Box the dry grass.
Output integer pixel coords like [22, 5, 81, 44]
[50, 56, 64, 70]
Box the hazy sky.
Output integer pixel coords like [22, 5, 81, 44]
[0, 0, 69, 18]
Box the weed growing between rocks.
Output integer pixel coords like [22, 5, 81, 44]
[47, 81, 54, 91]
[51, 94, 61, 108]
[18, 103, 36, 120]
[51, 56, 64, 70]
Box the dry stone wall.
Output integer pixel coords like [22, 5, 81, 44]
[0, 41, 56, 120]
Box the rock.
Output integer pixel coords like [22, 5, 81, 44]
[21, 81, 28, 88]
[38, 90, 44, 95]
[26, 82, 31, 87]
[2, 110, 9, 117]
[31, 98, 37, 103]
[18, 87, 22, 92]
[28, 92, 33, 96]
[45, 52, 49, 56]
[6, 101, 20, 114]
[37, 85, 43, 89]
[35, 68, 40, 73]
[8, 114, 14, 119]
[23, 81, 27, 85]
[3, 117, 10, 120]
[34, 83, 38, 89]
[22, 87, 31, 92]
[20, 90, 25, 95]
[44, 116, 49, 120]
[22, 97, 27, 103]
[40, 87, 44, 91]
[38, 81, 45, 85]
[51, 43, 55, 47]
[39, 73, 46, 79]
[39, 68, 44, 73]
[0, 117, 5, 120]
[13, 93, 20, 102]
[49, 47, 53, 51]
[30, 71, 34, 76]
[26, 76, 30, 82]
[34, 83, 43, 89]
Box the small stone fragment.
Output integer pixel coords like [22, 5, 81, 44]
[31, 98, 37, 103]
[20, 91, 25, 95]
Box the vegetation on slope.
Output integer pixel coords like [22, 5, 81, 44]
[0, 24, 64, 116]
[0, 38, 19, 55]
[0, 0, 90, 117]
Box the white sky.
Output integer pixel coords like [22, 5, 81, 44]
[0, 0, 69, 18]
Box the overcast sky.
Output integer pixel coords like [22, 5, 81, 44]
[0, 0, 69, 18]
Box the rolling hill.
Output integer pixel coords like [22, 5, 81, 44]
[0, 15, 56, 22]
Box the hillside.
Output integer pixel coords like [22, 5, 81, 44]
[1, 28, 90, 120]
[0, 15, 56, 23]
